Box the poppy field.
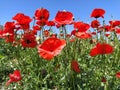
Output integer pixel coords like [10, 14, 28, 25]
[0, 8, 120, 90]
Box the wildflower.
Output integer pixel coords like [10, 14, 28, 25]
[109, 20, 120, 27]
[90, 43, 114, 56]
[12, 13, 32, 30]
[3, 22, 15, 36]
[38, 37, 66, 60]
[20, 33, 37, 48]
[34, 8, 49, 21]
[74, 21, 90, 32]
[116, 28, 120, 35]
[91, 20, 100, 28]
[90, 8, 105, 18]
[71, 60, 80, 73]
[54, 10, 74, 25]
[47, 21, 55, 26]
[6, 70, 22, 86]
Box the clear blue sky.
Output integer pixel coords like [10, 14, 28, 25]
[0, 0, 120, 25]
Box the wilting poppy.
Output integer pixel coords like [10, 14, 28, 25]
[54, 10, 74, 25]
[38, 37, 66, 60]
[6, 70, 22, 86]
[90, 8, 105, 18]
[71, 60, 80, 73]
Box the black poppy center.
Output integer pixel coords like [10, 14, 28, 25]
[26, 39, 32, 44]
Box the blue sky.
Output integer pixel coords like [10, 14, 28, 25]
[0, 0, 120, 26]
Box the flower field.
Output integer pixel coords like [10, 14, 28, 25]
[0, 8, 120, 90]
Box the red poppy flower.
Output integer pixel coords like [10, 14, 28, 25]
[90, 47, 98, 56]
[2, 22, 15, 43]
[20, 33, 37, 48]
[54, 10, 74, 25]
[13, 13, 32, 24]
[71, 30, 76, 36]
[32, 25, 41, 34]
[75, 32, 92, 39]
[109, 20, 120, 27]
[38, 37, 66, 60]
[90, 8, 105, 18]
[104, 25, 112, 32]
[34, 8, 49, 20]
[91, 20, 100, 28]
[116, 72, 120, 78]
[5, 22, 15, 30]
[6, 70, 22, 86]
[47, 21, 55, 26]
[116, 28, 120, 35]
[71, 60, 80, 73]
[12, 13, 32, 30]
[3, 22, 15, 35]
[90, 43, 114, 56]
[74, 21, 90, 32]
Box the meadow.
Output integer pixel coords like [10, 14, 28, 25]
[0, 8, 120, 90]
